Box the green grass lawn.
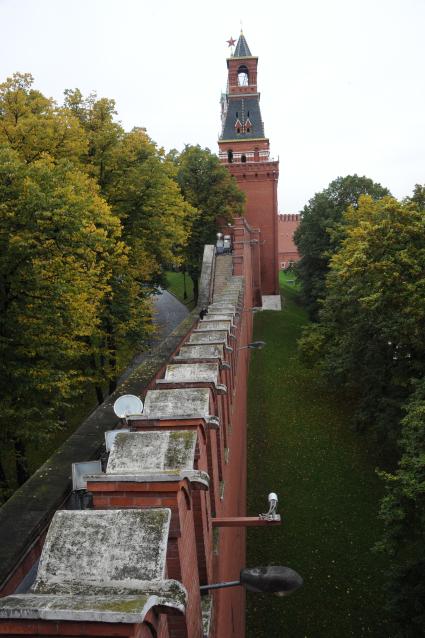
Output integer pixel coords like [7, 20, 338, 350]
[165, 271, 195, 309]
[246, 272, 395, 637]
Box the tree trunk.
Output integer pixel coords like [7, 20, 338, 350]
[0, 458, 9, 490]
[89, 348, 104, 404]
[191, 276, 199, 305]
[13, 438, 30, 486]
[109, 377, 117, 395]
[95, 384, 104, 405]
[106, 320, 117, 395]
[183, 270, 188, 300]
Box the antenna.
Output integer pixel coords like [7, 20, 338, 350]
[113, 394, 143, 419]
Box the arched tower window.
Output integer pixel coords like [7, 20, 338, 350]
[237, 65, 249, 86]
[241, 154, 246, 163]
[227, 149, 233, 163]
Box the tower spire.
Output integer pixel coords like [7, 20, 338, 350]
[233, 31, 252, 57]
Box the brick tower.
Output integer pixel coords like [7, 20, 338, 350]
[218, 32, 279, 295]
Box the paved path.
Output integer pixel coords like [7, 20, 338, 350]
[152, 289, 190, 340]
[117, 290, 190, 386]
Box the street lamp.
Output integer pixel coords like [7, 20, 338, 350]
[238, 341, 266, 351]
[200, 565, 303, 596]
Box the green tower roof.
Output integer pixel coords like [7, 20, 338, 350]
[233, 32, 252, 57]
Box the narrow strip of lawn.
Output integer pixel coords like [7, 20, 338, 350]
[246, 272, 395, 637]
[165, 271, 195, 309]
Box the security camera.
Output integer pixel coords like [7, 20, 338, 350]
[259, 492, 280, 521]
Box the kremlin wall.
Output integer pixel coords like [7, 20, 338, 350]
[0, 219, 274, 637]
[0, 33, 298, 637]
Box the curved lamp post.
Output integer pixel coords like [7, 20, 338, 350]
[200, 565, 303, 597]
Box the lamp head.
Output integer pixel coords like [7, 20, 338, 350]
[249, 340, 266, 350]
[240, 566, 303, 597]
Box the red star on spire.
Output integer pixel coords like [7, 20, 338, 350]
[227, 37, 236, 47]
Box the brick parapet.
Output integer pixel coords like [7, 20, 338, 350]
[0, 240, 227, 598]
[0, 232, 258, 638]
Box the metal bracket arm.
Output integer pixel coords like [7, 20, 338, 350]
[211, 515, 281, 527]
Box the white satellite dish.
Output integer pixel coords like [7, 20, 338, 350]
[113, 394, 143, 418]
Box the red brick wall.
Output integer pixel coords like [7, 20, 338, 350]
[227, 162, 279, 294]
[89, 480, 202, 638]
[0, 619, 152, 636]
[210, 218, 256, 638]
[278, 213, 300, 268]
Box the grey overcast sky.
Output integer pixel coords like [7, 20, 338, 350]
[0, 0, 424, 211]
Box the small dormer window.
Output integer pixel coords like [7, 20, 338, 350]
[237, 128, 240, 134]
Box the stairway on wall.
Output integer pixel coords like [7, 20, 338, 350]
[212, 254, 233, 301]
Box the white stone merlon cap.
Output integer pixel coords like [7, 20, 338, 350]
[202, 313, 236, 322]
[208, 304, 239, 313]
[189, 330, 231, 345]
[174, 343, 225, 360]
[92, 430, 210, 489]
[209, 300, 239, 307]
[0, 509, 187, 623]
[157, 363, 226, 394]
[215, 295, 240, 302]
[195, 320, 233, 333]
[139, 388, 219, 427]
[0, 587, 186, 624]
[209, 295, 239, 307]
[36, 509, 171, 584]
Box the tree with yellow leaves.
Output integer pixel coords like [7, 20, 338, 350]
[0, 146, 123, 486]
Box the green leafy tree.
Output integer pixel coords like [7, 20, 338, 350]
[64, 89, 122, 190]
[174, 145, 245, 302]
[376, 377, 425, 636]
[299, 193, 425, 442]
[0, 78, 203, 496]
[0, 73, 87, 164]
[294, 175, 390, 319]
[63, 91, 195, 392]
[0, 146, 122, 486]
[99, 128, 194, 392]
[406, 183, 425, 211]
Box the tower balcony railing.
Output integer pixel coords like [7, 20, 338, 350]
[219, 150, 276, 163]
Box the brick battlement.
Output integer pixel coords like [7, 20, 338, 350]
[0, 223, 264, 638]
[279, 213, 301, 222]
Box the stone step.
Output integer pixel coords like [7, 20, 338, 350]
[213, 254, 233, 300]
